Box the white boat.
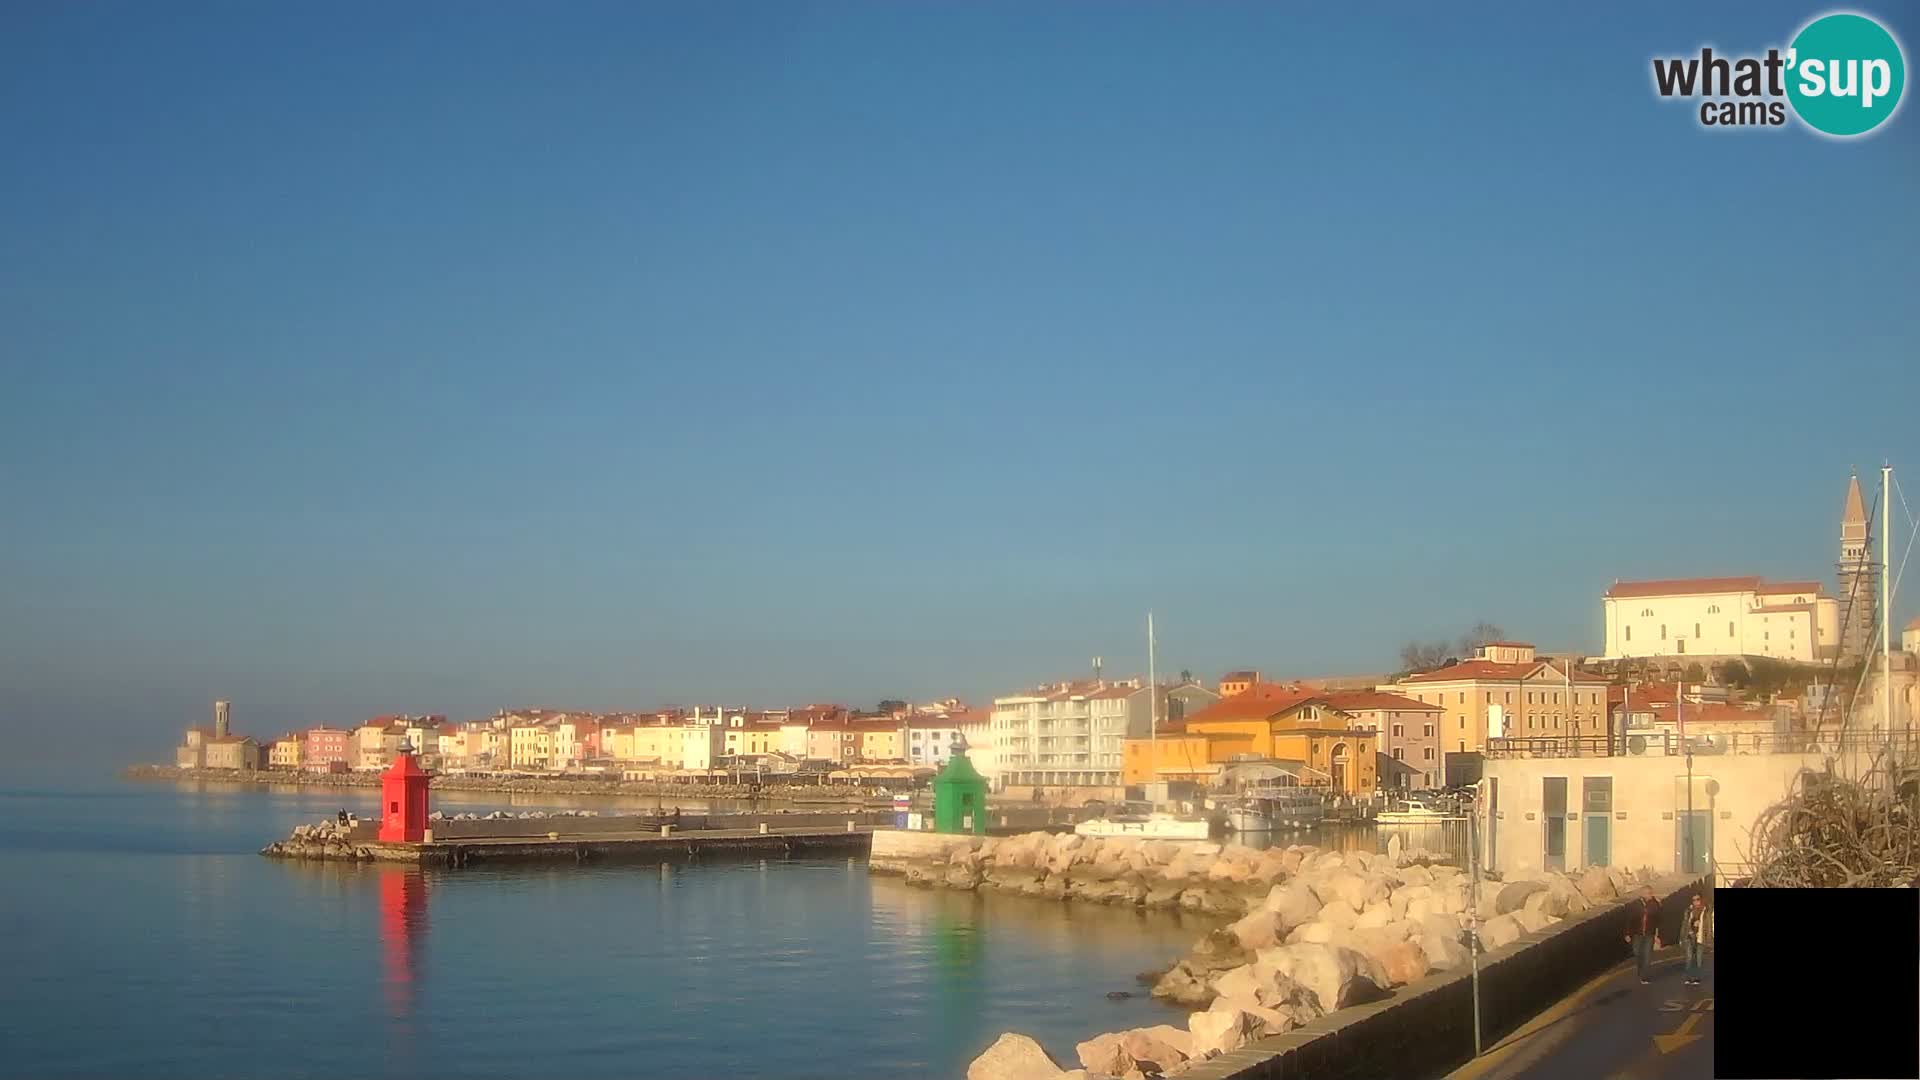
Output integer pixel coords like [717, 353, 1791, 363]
[1375, 796, 1466, 825]
[1075, 802, 1213, 840]
[1225, 787, 1325, 833]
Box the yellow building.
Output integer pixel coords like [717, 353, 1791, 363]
[509, 724, 554, 770]
[268, 735, 304, 769]
[1121, 683, 1378, 794]
[853, 721, 906, 763]
[723, 725, 781, 757]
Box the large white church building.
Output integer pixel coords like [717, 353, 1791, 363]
[1599, 474, 1874, 665]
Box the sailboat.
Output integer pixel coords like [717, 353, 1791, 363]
[1077, 612, 1217, 839]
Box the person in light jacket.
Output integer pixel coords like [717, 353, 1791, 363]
[1681, 892, 1713, 986]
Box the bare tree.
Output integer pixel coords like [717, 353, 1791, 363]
[1456, 621, 1507, 659]
[1399, 640, 1452, 674]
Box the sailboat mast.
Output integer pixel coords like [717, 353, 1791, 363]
[1147, 612, 1157, 793]
[1883, 462, 1894, 740]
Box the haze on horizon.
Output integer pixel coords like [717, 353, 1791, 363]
[2, 1, 1915, 768]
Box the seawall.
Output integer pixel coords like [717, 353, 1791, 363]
[125, 764, 882, 804]
[264, 819, 876, 867]
[1183, 873, 1705, 1080]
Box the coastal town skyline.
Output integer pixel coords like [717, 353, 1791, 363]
[4, 2, 1914, 769]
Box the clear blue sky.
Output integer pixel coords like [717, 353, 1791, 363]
[3, 1, 1915, 765]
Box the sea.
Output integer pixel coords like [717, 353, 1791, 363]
[1, 778, 1228, 1080]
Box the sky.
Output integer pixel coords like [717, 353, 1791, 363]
[2, 1, 1916, 767]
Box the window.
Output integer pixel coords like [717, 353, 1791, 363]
[1554, 692, 1562, 705]
[1457, 692, 1465, 704]
[1707, 604, 1719, 614]
[1424, 747, 1434, 760]
[1694, 623, 1701, 638]
[1424, 724, 1435, 737]
[1459, 740, 1466, 752]
[1392, 724, 1404, 737]
[1729, 621, 1735, 637]
[1661, 624, 1667, 639]
[1392, 748, 1404, 760]
[1626, 626, 1632, 641]
[1641, 607, 1654, 617]
[1504, 692, 1513, 704]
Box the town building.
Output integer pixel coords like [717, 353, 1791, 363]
[203, 735, 261, 770]
[851, 719, 906, 763]
[303, 727, 352, 772]
[991, 679, 1142, 793]
[1120, 683, 1379, 795]
[906, 714, 964, 768]
[1218, 671, 1260, 698]
[1380, 642, 1609, 783]
[956, 709, 1001, 791]
[508, 723, 553, 770]
[1319, 691, 1445, 790]
[176, 727, 209, 768]
[1601, 576, 1838, 664]
[268, 735, 304, 769]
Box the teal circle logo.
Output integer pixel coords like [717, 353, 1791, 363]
[1786, 13, 1906, 136]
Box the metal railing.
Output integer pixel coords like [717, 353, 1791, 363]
[1485, 729, 1917, 760]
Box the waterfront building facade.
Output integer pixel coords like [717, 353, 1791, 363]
[1119, 683, 1380, 794]
[1380, 642, 1609, 774]
[303, 727, 352, 771]
[203, 735, 260, 770]
[269, 736, 304, 769]
[1321, 691, 1444, 790]
[991, 679, 1142, 791]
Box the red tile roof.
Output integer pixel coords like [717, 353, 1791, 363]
[1220, 670, 1260, 682]
[1606, 576, 1761, 598]
[1180, 683, 1323, 725]
[1322, 691, 1442, 713]
[1400, 659, 1609, 685]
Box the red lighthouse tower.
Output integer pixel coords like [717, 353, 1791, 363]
[377, 740, 432, 843]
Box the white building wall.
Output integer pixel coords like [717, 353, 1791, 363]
[1605, 589, 1827, 662]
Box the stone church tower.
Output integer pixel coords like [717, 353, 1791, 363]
[1837, 472, 1879, 662]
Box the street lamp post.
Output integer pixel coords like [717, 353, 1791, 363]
[1466, 783, 1484, 1057]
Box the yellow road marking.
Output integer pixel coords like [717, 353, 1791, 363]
[1653, 1012, 1706, 1054]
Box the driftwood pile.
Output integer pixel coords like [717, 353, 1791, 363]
[1745, 749, 1920, 888]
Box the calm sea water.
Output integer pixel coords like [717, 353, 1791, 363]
[0, 780, 1219, 1080]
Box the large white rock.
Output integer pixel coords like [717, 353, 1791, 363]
[1495, 880, 1548, 915]
[1577, 867, 1618, 903]
[1228, 908, 1288, 951]
[1479, 913, 1525, 952]
[1354, 902, 1393, 930]
[1290, 920, 1337, 944]
[1256, 943, 1385, 1014]
[1514, 906, 1553, 934]
[1075, 1032, 1130, 1076]
[1262, 881, 1323, 930]
[1120, 1025, 1192, 1072]
[1421, 930, 1470, 971]
[1189, 1007, 1259, 1057]
[1319, 898, 1362, 930]
[969, 1033, 1068, 1080]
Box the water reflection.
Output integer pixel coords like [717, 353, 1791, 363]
[378, 868, 428, 1065]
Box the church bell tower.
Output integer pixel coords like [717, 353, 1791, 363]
[1838, 471, 1879, 663]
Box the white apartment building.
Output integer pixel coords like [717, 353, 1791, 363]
[1601, 576, 1839, 663]
[992, 679, 1141, 789]
[906, 716, 964, 768]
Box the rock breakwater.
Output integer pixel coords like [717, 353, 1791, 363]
[871, 831, 1661, 1080]
[125, 764, 881, 804]
[260, 818, 381, 862]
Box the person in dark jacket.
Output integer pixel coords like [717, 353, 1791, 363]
[1623, 885, 1663, 984]
[1681, 892, 1712, 986]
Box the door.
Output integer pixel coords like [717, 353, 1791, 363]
[1542, 777, 1568, 871]
[1676, 810, 1711, 874]
[1330, 744, 1348, 792]
[1582, 777, 1613, 868]
[1485, 777, 1499, 871]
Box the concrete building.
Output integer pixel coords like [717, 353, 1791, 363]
[176, 727, 209, 768]
[1601, 576, 1838, 663]
[992, 679, 1143, 792]
[956, 709, 1001, 791]
[1478, 731, 1882, 882]
[1129, 681, 1222, 739]
[508, 723, 553, 771]
[1381, 642, 1610, 781]
[806, 723, 858, 765]
[850, 719, 906, 762]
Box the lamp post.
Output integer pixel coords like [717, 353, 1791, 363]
[1466, 779, 1484, 1056]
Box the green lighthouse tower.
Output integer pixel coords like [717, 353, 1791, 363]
[931, 734, 988, 835]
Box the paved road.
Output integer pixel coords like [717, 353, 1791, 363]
[1446, 947, 1713, 1080]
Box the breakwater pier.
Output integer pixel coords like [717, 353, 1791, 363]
[262, 811, 880, 867]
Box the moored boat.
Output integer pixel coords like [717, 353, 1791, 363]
[1374, 795, 1466, 825]
[1074, 801, 1214, 840]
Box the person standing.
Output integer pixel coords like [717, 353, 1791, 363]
[1681, 892, 1712, 986]
[1623, 885, 1663, 984]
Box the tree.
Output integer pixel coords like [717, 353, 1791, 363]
[876, 699, 908, 716]
[1682, 662, 1706, 684]
[1456, 621, 1507, 660]
[1715, 659, 1752, 688]
[1178, 669, 1194, 684]
[1399, 640, 1453, 674]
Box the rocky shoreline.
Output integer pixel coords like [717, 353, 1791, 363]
[124, 764, 883, 805]
[870, 831, 1656, 1080]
